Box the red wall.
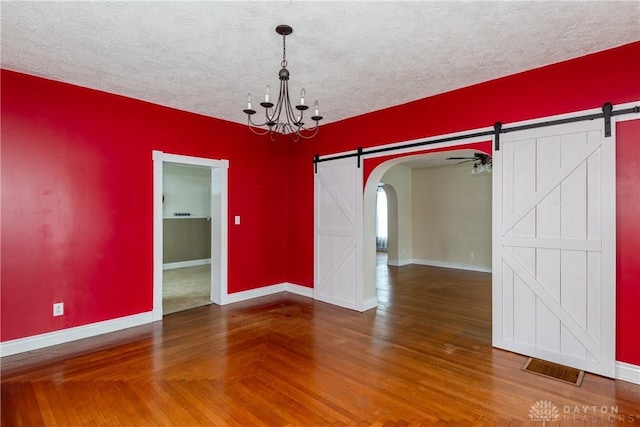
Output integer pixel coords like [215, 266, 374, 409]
[1, 70, 292, 341]
[2, 41, 639, 365]
[616, 119, 640, 365]
[288, 42, 640, 364]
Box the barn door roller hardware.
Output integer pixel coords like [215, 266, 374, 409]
[313, 102, 638, 168]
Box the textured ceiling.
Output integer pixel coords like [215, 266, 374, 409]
[2, 1, 639, 126]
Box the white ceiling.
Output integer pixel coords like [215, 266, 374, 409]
[2, 1, 639, 126]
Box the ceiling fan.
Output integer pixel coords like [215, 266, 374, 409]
[446, 153, 492, 164]
[446, 153, 492, 174]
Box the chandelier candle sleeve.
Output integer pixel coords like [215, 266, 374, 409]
[243, 24, 323, 141]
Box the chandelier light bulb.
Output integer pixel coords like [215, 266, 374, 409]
[265, 85, 270, 103]
[300, 88, 305, 106]
[314, 101, 320, 117]
[247, 93, 252, 110]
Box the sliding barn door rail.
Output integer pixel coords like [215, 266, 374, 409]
[313, 103, 639, 172]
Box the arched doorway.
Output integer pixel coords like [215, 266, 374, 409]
[362, 146, 492, 304]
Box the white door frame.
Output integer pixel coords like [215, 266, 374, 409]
[152, 151, 229, 321]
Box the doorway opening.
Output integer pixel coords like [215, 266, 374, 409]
[162, 163, 212, 314]
[363, 147, 493, 305]
[152, 151, 229, 321]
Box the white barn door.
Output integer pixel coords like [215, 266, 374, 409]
[314, 157, 364, 311]
[493, 120, 615, 377]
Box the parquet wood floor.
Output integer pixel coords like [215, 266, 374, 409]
[2, 262, 639, 425]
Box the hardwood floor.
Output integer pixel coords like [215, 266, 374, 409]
[2, 262, 639, 426]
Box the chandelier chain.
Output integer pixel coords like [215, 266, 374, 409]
[281, 33, 287, 68]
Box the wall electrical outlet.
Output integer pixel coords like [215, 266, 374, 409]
[53, 302, 64, 316]
[468, 252, 475, 259]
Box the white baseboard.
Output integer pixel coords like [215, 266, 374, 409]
[411, 258, 492, 273]
[284, 283, 314, 298]
[163, 258, 211, 270]
[387, 258, 412, 267]
[616, 361, 640, 384]
[0, 311, 154, 357]
[362, 297, 378, 311]
[225, 282, 314, 305]
[313, 293, 378, 312]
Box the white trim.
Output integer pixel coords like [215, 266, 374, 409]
[284, 283, 314, 298]
[411, 258, 492, 273]
[225, 284, 286, 304]
[313, 293, 372, 312]
[225, 283, 313, 305]
[387, 258, 412, 267]
[364, 131, 494, 161]
[152, 151, 229, 320]
[163, 258, 211, 270]
[615, 361, 640, 384]
[362, 297, 378, 311]
[0, 312, 153, 357]
[611, 100, 640, 123]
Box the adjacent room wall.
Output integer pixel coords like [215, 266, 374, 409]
[380, 165, 413, 265]
[163, 163, 211, 265]
[411, 163, 491, 271]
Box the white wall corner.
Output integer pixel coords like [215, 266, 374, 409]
[362, 297, 378, 311]
[0, 311, 154, 357]
[615, 361, 640, 385]
[284, 283, 314, 298]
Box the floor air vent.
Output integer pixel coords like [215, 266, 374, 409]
[523, 358, 584, 386]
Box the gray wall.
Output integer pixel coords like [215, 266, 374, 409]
[163, 218, 211, 263]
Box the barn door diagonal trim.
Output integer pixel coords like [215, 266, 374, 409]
[502, 249, 601, 359]
[501, 134, 602, 235]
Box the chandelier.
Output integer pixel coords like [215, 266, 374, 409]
[243, 25, 323, 141]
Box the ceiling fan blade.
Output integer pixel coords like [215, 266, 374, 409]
[446, 156, 475, 160]
[455, 159, 474, 165]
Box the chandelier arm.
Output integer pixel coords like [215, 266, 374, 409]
[247, 116, 273, 136]
[282, 81, 300, 128]
[247, 114, 271, 129]
[277, 80, 288, 120]
[292, 121, 320, 140]
[247, 125, 273, 137]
